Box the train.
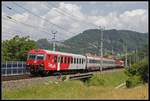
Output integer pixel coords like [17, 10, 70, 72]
[26, 49, 124, 76]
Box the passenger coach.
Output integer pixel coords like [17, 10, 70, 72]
[26, 49, 86, 75]
[26, 49, 124, 75]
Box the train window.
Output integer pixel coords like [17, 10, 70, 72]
[58, 56, 61, 63]
[54, 56, 57, 63]
[74, 58, 76, 64]
[61, 56, 63, 63]
[71, 57, 73, 64]
[79, 58, 80, 64]
[77, 58, 78, 64]
[28, 54, 36, 60]
[68, 57, 70, 64]
[82, 59, 83, 64]
[64, 57, 67, 64]
[37, 54, 45, 60]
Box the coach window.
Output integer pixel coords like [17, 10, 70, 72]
[74, 58, 76, 64]
[79, 58, 81, 64]
[71, 57, 73, 64]
[77, 58, 78, 64]
[54, 56, 57, 63]
[64, 57, 67, 64]
[68, 57, 70, 64]
[61, 56, 63, 63]
[81, 59, 83, 64]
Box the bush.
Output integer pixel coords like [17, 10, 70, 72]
[86, 74, 105, 86]
[126, 75, 143, 88]
[136, 59, 148, 83]
[125, 58, 148, 88]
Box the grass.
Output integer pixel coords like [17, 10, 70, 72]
[2, 70, 148, 99]
[86, 70, 128, 87]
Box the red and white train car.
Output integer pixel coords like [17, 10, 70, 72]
[26, 49, 86, 75]
[26, 49, 124, 75]
[86, 56, 122, 71]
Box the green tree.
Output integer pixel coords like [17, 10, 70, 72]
[2, 35, 38, 61]
[125, 58, 148, 88]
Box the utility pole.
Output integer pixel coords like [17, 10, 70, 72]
[121, 39, 128, 68]
[125, 40, 128, 68]
[111, 46, 114, 55]
[100, 26, 104, 69]
[52, 31, 57, 51]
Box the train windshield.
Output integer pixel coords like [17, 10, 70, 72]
[36, 54, 45, 60]
[28, 54, 36, 60]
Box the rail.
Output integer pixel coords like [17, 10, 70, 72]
[69, 72, 93, 80]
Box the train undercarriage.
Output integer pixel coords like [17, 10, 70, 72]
[28, 65, 123, 77]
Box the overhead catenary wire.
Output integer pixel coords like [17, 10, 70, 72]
[3, 4, 81, 41]
[45, 3, 96, 29]
[2, 16, 52, 37]
[2, 3, 105, 54]
[7, 2, 98, 37]
[12, 2, 79, 35]
[4, 2, 98, 36]
[47, 2, 98, 28]
[3, 15, 74, 42]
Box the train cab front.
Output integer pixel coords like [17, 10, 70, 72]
[26, 53, 45, 75]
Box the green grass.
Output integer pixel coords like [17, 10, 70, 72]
[2, 70, 148, 99]
[86, 70, 128, 87]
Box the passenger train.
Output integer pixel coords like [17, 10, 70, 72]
[26, 49, 124, 75]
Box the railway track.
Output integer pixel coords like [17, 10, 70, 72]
[2, 68, 124, 91]
[2, 68, 124, 81]
[2, 74, 34, 81]
[2, 72, 93, 81]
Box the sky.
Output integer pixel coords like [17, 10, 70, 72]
[2, 1, 148, 41]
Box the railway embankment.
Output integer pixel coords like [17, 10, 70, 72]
[2, 69, 148, 99]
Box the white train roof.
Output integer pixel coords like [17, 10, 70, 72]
[87, 56, 115, 61]
[44, 49, 86, 58]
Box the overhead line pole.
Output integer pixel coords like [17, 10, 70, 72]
[124, 40, 128, 68]
[100, 26, 104, 70]
[52, 31, 57, 52]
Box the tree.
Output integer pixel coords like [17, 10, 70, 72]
[2, 35, 38, 61]
[125, 58, 148, 88]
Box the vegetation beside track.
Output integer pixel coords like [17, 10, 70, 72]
[2, 70, 148, 99]
[85, 69, 128, 87]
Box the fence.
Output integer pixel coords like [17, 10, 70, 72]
[1, 61, 30, 76]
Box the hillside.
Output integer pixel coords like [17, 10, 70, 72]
[36, 29, 148, 55]
[63, 29, 148, 54]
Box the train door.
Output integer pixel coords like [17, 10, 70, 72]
[57, 55, 61, 71]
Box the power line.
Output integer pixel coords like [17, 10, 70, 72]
[2, 25, 33, 37]
[45, 4, 96, 28]
[3, 15, 75, 44]
[48, 3, 98, 28]
[3, 4, 81, 41]
[2, 3, 105, 54]
[12, 2, 78, 35]
[3, 16, 52, 36]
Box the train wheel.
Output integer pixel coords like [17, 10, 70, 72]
[38, 70, 48, 77]
[30, 70, 38, 76]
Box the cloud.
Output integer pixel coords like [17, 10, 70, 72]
[2, 2, 148, 41]
[87, 9, 148, 32]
